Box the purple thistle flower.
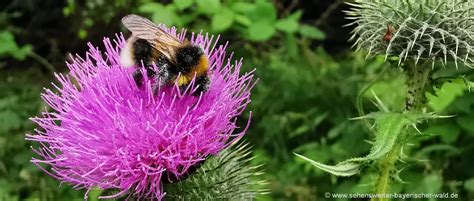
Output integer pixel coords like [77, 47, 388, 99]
[26, 27, 256, 200]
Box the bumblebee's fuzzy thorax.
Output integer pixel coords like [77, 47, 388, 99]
[177, 54, 209, 86]
[175, 45, 205, 74]
[175, 45, 209, 93]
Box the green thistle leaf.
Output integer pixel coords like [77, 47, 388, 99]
[295, 154, 362, 177]
[296, 111, 441, 177]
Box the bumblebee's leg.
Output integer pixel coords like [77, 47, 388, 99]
[151, 77, 161, 96]
[179, 84, 188, 95]
[146, 66, 155, 77]
[132, 69, 144, 87]
[192, 75, 210, 96]
[152, 57, 173, 95]
[157, 63, 171, 85]
[131, 38, 152, 88]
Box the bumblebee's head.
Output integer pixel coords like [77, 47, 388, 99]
[176, 45, 204, 73]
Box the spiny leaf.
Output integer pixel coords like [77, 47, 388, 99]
[297, 112, 428, 177]
[364, 113, 410, 160]
[295, 153, 362, 177]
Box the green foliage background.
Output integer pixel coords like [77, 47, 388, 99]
[0, 0, 473, 200]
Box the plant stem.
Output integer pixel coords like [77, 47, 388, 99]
[28, 51, 56, 74]
[373, 143, 401, 201]
[372, 60, 432, 201]
[404, 60, 433, 111]
[357, 67, 389, 131]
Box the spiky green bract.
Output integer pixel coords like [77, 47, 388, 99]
[346, 0, 474, 68]
[164, 142, 266, 200]
[295, 111, 440, 177]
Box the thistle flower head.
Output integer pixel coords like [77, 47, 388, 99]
[346, 0, 474, 68]
[26, 27, 255, 200]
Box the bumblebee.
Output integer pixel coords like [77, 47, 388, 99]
[120, 14, 210, 95]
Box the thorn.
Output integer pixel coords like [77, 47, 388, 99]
[371, 90, 390, 112]
[364, 139, 374, 145]
[394, 168, 409, 184]
[411, 124, 422, 134]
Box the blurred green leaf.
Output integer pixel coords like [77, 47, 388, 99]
[63, 0, 75, 16]
[465, 178, 474, 192]
[247, 1, 276, 23]
[424, 123, 460, 143]
[450, 95, 474, 114]
[13, 151, 30, 165]
[138, 2, 162, 13]
[289, 125, 311, 138]
[416, 144, 461, 158]
[246, 22, 275, 41]
[174, 0, 194, 10]
[12, 45, 32, 60]
[176, 12, 199, 27]
[416, 174, 443, 201]
[88, 188, 103, 201]
[231, 2, 255, 13]
[285, 33, 298, 59]
[0, 110, 22, 133]
[211, 9, 234, 32]
[428, 78, 467, 112]
[299, 25, 325, 40]
[364, 75, 406, 111]
[327, 122, 348, 139]
[139, 3, 177, 26]
[456, 115, 474, 134]
[234, 14, 251, 27]
[288, 10, 303, 21]
[275, 18, 299, 33]
[83, 18, 94, 27]
[0, 32, 32, 60]
[196, 0, 221, 15]
[293, 142, 326, 162]
[275, 11, 302, 33]
[78, 29, 87, 39]
[424, 174, 443, 195]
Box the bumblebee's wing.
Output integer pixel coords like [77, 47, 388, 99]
[121, 14, 182, 62]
